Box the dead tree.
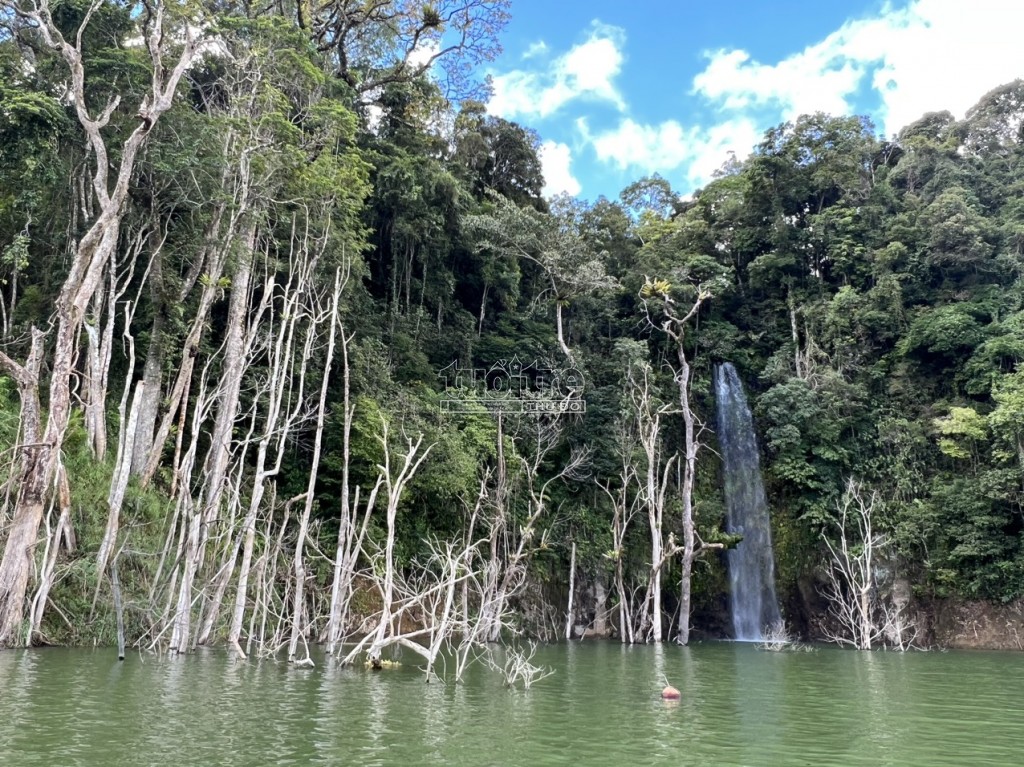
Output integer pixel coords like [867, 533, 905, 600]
[339, 415, 586, 680]
[287, 271, 343, 664]
[82, 227, 154, 462]
[223, 263, 332, 655]
[338, 426, 433, 666]
[95, 295, 149, 591]
[640, 277, 724, 645]
[597, 438, 640, 644]
[627, 361, 676, 643]
[324, 479, 382, 655]
[167, 222, 260, 654]
[0, 0, 200, 647]
[481, 416, 590, 643]
[163, 35, 331, 652]
[485, 641, 555, 689]
[135, 144, 247, 486]
[820, 478, 887, 650]
[324, 316, 384, 655]
[821, 479, 919, 652]
[361, 426, 434, 664]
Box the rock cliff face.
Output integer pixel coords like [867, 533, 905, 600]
[457, 567, 1024, 650]
[802, 594, 1024, 651]
[784, 552, 1024, 651]
[921, 599, 1024, 650]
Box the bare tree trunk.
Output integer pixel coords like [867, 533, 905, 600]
[325, 324, 382, 655]
[197, 519, 242, 647]
[96, 381, 144, 582]
[27, 467, 70, 644]
[111, 555, 126, 660]
[325, 324, 354, 656]
[555, 302, 571, 359]
[138, 143, 239, 487]
[599, 448, 637, 644]
[130, 224, 169, 476]
[158, 341, 225, 649]
[676, 341, 697, 646]
[630, 363, 673, 643]
[614, 520, 633, 643]
[640, 280, 721, 646]
[131, 321, 163, 476]
[592, 577, 608, 636]
[83, 307, 107, 461]
[477, 283, 488, 337]
[647, 470, 663, 642]
[366, 429, 433, 663]
[821, 479, 886, 650]
[485, 430, 589, 643]
[228, 453, 275, 655]
[788, 288, 804, 380]
[83, 227, 146, 463]
[564, 541, 576, 640]
[194, 444, 254, 647]
[325, 481, 380, 655]
[0, 331, 45, 645]
[0, 3, 198, 646]
[288, 273, 342, 663]
[169, 223, 255, 653]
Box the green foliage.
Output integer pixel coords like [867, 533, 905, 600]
[934, 407, 987, 460]
[4, 0, 1024, 649]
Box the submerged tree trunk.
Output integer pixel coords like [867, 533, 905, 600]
[565, 541, 576, 640]
[676, 340, 697, 646]
[169, 223, 256, 653]
[0, 331, 45, 645]
[821, 479, 885, 650]
[630, 362, 674, 644]
[288, 273, 341, 663]
[27, 471, 70, 645]
[599, 448, 637, 644]
[0, 4, 198, 646]
[640, 280, 722, 646]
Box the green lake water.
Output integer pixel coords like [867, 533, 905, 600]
[1, 641, 1022, 766]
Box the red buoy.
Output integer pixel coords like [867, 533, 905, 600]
[661, 685, 681, 700]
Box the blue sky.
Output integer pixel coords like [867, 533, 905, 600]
[482, 0, 1024, 201]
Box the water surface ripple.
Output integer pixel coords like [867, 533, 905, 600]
[1, 642, 1022, 766]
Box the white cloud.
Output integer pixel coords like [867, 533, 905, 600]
[523, 41, 549, 59]
[589, 117, 762, 187]
[408, 39, 441, 69]
[587, 0, 1024, 194]
[494, 1, 1023, 198]
[693, 46, 862, 121]
[686, 119, 764, 183]
[539, 140, 581, 197]
[488, 23, 626, 120]
[591, 118, 694, 171]
[562, 34, 624, 108]
[864, 0, 1024, 134]
[691, 0, 1024, 136]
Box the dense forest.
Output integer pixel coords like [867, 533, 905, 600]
[0, 1, 1022, 664]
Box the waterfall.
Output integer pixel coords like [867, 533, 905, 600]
[714, 363, 782, 641]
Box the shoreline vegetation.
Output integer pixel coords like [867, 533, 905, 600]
[1, 2, 1023, 661]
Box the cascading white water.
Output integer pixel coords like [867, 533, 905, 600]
[714, 363, 782, 641]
